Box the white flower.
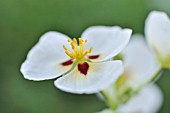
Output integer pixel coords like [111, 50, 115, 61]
[117, 35, 161, 90]
[20, 26, 132, 94]
[97, 35, 161, 111]
[145, 11, 170, 68]
[96, 84, 163, 113]
[104, 35, 161, 97]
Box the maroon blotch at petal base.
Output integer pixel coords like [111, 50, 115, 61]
[61, 59, 73, 66]
[88, 55, 100, 59]
[78, 62, 89, 76]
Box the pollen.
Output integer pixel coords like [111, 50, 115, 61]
[63, 38, 93, 60]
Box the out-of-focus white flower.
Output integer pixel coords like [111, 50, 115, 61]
[145, 11, 170, 69]
[97, 35, 161, 110]
[20, 26, 132, 94]
[117, 35, 161, 90]
[96, 84, 163, 113]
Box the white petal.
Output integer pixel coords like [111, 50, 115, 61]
[54, 60, 123, 94]
[145, 11, 170, 61]
[118, 84, 163, 113]
[21, 31, 72, 81]
[122, 35, 161, 87]
[81, 26, 132, 61]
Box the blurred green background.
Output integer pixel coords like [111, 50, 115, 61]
[0, 0, 170, 113]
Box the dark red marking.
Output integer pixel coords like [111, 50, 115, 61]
[78, 62, 89, 75]
[61, 59, 73, 66]
[88, 55, 100, 59]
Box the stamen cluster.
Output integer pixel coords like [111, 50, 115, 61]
[63, 38, 93, 60]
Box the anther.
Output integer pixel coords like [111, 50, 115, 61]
[89, 47, 93, 53]
[63, 45, 68, 50]
[68, 38, 71, 42]
[79, 38, 83, 44]
[73, 38, 77, 44]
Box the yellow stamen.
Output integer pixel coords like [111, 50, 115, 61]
[88, 47, 93, 53]
[73, 38, 77, 44]
[67, 38, 71, 42]
[63, 38, 93, 60]
[63, 45, 68, 51]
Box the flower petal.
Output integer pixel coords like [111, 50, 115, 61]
[145, 11, 170, 62]
[54, 60, 123, 94]
[81, 26, 132, 61]
[118, 84, 163, 113]
[122, 35, 161, 87]
[21, 31, 72, 81]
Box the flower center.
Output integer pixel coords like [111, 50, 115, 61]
[63, 38, 93, 60]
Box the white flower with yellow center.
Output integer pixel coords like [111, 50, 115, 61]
[20, 26, 132, 94]
[145, 11, 170, 69]
[97, 85, 163, 113]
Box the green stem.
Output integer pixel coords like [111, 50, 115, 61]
[100, 90, 118, 112]
[131, 66, 163, 98]
[144, 66, 163, 88]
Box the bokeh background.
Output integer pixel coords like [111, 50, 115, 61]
[0, 0, 170, 113]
